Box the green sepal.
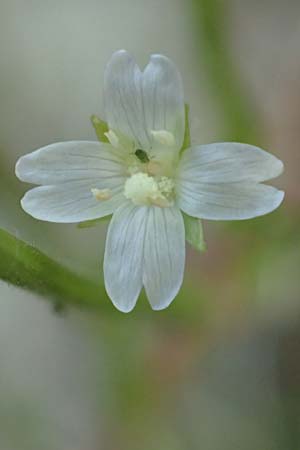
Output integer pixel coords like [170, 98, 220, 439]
[77, 216, 111, 229]
[183, 213, 206, 252]
[80, 115, 111, 229]
[181, 104, 206, 252]
[181, 104, 191, 153]
[91, 114, 109, 142]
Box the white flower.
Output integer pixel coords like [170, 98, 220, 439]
[15, 50, 284, 312]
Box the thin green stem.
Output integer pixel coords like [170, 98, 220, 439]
[0, 228, 204, 319]
[190, 0, 261, 143]
[0, 228, 108, 312]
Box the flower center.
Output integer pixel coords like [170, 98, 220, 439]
[124, 172, 175, 207]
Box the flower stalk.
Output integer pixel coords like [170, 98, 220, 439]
[0, 227, 106, 311]
[190, 0, 261, 143]
[0, 227, 204, 318]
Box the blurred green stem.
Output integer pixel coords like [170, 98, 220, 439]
[0, 228, 108, 312]
[190, 0, 261, 143]
[0, 228, 202, 318]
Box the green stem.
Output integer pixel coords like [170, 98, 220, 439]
[190, 0, 261, 143]
[0, 228, 204, 319]
[0, 227, 108, 312]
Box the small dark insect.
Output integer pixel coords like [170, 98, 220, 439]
[135, 149, 150, 163]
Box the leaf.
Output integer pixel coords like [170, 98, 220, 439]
[183, 212, 206, 252]
[77, 216, 111, 229]
[91, 114, 109, 142]
[181, 104, 191, 153]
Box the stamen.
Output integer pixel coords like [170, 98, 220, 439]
[124, 173, 174, 207]
[147, 161, 163, 176]
[151, 130, 176, 147]
[151, 197, 171, 208]
[104, 130, 119, 148]
[91, 188, 112, 201]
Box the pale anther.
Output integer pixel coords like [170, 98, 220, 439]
[91, 188, 112, 201]
[151, 130, 176, 147]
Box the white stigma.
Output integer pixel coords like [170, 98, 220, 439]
[91, 188, 112, 201]
[124, 173, 174, 207]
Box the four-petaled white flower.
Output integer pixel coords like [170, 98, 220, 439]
[15, 50, 284, 312]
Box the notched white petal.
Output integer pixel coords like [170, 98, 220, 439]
[104, 50, 185, 152]
[104, 203, 185, 312]
[16, 140, 127, 222]
[176, 142, 284, 221]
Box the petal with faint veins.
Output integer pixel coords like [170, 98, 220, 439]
[176, 180, 284, 220]
[142, 54, 185, 149]
[104, 201, 147, 312]
[104, 50, 185, 151]
[20, 179, 125, 223]
[16, 141, 126, 185]
[104, 50, 150, 149]
[143, 206, 185, 310]
[178, 143, 284, 184]
[176, 142, 284, 220]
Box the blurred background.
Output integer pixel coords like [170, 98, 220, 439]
[0, 0, 299, 449]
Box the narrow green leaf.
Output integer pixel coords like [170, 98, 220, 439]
[183, 213, 206, 252]
[91, 114, 109, 142]
[77, 216, 111, 229]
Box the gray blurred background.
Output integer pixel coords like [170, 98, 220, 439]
[0, 1, 299, 449]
